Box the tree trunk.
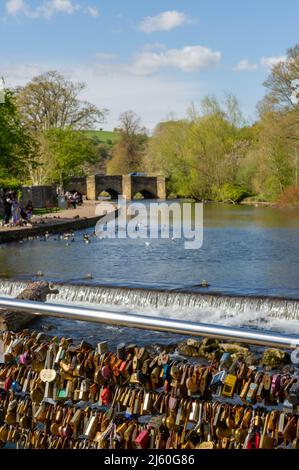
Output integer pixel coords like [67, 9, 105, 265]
[0, 282, 59, 331]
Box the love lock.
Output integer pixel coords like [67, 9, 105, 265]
[291, 347, 299, 365]
[245, 431, 260, 449]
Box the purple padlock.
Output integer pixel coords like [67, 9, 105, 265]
[101, 364, 112, 380]
[19, 351, 30, 366]
[271, 374, 281, 396]
[62, 424, 73, 438]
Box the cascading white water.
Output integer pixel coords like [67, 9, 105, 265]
[0, 280, 28, 298]
[1, 279, 299, 321]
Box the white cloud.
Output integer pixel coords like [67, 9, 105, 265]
[141, 42, 166, 52]
[131, 45, 221, 76]
[2, 61, 210, 130]
[76, 65, 208, 130]
[5, 0, 98, 19]
[86, 6, 99, 18]
[41, 0, 78, 18]
[95, 53, 117, 61]
[6, 0, 26, 14]
[1, 64, 49, 82]
[234, 59, 258, 71]
[261, 56, 287, 67]
[139, 10, 187, 33]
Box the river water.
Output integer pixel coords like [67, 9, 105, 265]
[0, 202, 299, 346]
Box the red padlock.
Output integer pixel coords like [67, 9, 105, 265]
[101, 386, 112, 406]
[119, 361, 128, 375]
[135, 429, 149, 449]
[246, 432, 260, 449]
[164, 379, 171, 393]
[4, 377, 12, 391]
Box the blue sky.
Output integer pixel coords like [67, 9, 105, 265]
[1, 0, 298, 130]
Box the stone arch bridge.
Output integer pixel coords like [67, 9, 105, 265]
[66, 175, 166, 200]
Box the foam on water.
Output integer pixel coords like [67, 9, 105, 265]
[1, 279, 298, 335]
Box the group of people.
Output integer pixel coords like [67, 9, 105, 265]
[2, 191, 33, 227]
[65, 191, 82, 209]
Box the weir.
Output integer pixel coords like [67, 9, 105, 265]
[0, 279, 299, 321]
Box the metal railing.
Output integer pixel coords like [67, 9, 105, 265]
[0, 297, 299, 350]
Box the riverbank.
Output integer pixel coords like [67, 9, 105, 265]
[239, 198, 276, 207]
[0, 200, 107, 243]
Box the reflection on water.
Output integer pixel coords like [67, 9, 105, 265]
[0, 202, 299, 298]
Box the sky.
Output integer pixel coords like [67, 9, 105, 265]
[0, 0, 298, 130]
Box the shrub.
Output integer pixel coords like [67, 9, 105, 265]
[278, 185, 299, 208]
[0, 177, 22, 192]
[213, 183, 250, 204]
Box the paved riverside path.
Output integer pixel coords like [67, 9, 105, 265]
[0, 200, 112, 243]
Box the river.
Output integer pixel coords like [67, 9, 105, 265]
[0, 202, 299, 346]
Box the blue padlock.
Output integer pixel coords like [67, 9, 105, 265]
[11, 380, 22, 393]
[163, 364, 171, 381]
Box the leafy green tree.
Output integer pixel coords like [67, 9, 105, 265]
[15, 71, 108, 187]
[0, 89, 35, 188]
[241, 111, 294, 201]
[43, 128, 100, 188]
[145, 95, 253, 200]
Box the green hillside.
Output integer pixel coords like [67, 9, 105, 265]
[85, 130, 119, 146]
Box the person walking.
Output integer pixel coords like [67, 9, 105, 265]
[2, 191, 13, 226]
[11, 193, 21, 226]
[25, 200, 34, 220]
[69, 193, 77, 209]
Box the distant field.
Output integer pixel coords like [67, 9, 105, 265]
[85, 130, 119, 145]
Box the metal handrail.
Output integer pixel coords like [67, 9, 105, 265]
[0, 296, 298, 349]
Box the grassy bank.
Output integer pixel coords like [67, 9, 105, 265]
[85, 130, 119, 146]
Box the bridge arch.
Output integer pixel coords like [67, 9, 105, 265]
[131, 176, 159, 199]
[98, 188, 120, 200]
[86, 174, 166, 200]
[65, 177, 87, 195]
[133, 189, 156, 199]
[87, 175, 123, 200]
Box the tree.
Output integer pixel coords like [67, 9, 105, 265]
[0, 89, 35, 187]
[254, 45, 299, 198]
[107, 111, 147, 174]
[14, 71, 108, 187]
[241, 111, 294, 201]
[145, 96, 253, 200]
[262, 45, 299, 112]
[145, 119, 191, 196]
[42, 129, 100, 188]
[16, 70, 108, 132]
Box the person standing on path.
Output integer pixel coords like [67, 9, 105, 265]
[11, 192, 21, 225]
[2, 191, 13, 226]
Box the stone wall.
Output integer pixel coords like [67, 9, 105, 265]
[21, 186, 57, 209]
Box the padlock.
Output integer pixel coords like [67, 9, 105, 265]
[288, 380, 299, 405]
[101, 386, 112, 406]
[135, 429, 149, 449]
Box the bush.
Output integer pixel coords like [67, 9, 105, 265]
[0, 177, 22, 192]
[278, 185, 299, 208]
[213, 183, 250, 204]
